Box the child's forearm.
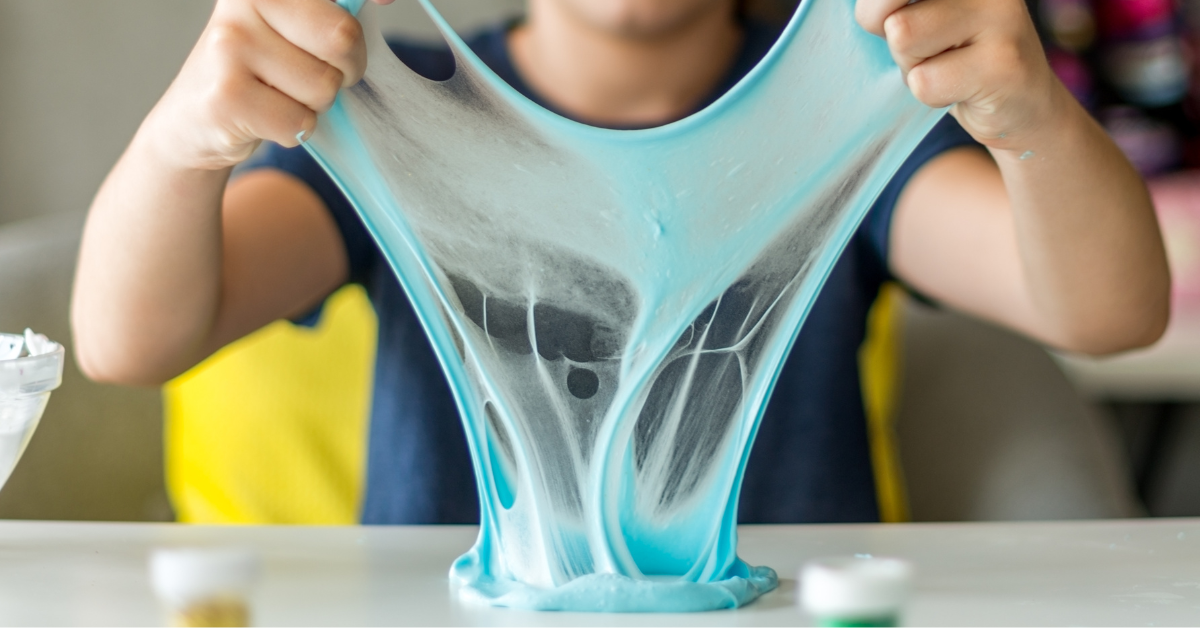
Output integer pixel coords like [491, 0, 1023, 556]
[72, 0, 378, 385]
[862, 0, 1170, 354]
[72, 124, 231, 386]
[990, 85, 1169, 353]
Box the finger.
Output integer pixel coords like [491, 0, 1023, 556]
[855, 0, 910, 37]
[883, 0, 989, 71]
[253, 0, 367, 87]
[220, 73, 318, 148]
[905, 44, 993, 109]
[241, 21, 344, 113]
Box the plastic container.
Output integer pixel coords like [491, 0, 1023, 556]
[800, 556, 913, 627]
[0, 332, 64, 490]
[150, 547, 260, 627]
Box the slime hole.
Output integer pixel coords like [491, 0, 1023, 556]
[567, 367, 600, 399]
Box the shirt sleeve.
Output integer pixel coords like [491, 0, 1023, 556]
[238, 143, 378, 286]
[858, 113, 981, 274]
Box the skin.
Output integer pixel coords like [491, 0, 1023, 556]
[72, 0, 1170, 386]
[508, 0, 744, 126]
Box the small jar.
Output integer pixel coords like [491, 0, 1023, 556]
[800, 556, 913, 627]
[0, 330, 63, 491]
[150, 547, 260, 627]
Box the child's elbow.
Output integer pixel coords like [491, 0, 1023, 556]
[73, 338, 164, 388]
[1064, 293, 1171, 357]
[71, 318, 171, 388]
[1095, 309, 1169, 356]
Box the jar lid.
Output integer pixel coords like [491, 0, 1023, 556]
[800, 556, 913, 619]
[150, 547, 261, 606]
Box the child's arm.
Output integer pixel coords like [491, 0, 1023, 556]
[72, 0, 388, 385]
[858, 0, 1172, 355]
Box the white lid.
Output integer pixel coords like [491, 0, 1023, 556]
[0, 331, 64, 396]
[150, 547, 260, 606]
[800, 556, 913, 618]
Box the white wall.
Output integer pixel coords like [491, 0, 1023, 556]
[0, 0, 523, 225]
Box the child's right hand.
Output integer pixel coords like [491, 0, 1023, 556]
[143, 0, 388, 171]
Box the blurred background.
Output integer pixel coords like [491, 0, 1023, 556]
[0, 0, 1196, 525]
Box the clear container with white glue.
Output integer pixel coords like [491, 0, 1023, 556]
[0, 330, 63, 491]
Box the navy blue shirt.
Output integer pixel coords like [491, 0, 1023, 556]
[248, 22, 977, 525]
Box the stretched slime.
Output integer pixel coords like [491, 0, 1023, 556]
[308, 0, 942, 612]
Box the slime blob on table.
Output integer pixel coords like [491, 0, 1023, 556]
[309, 0, 942, 612]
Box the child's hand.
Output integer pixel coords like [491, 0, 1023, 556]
[856, 0, 1066, 153]
[145, 0, 391, 171]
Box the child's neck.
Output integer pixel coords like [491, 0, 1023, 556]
[508, 0, 744, 127]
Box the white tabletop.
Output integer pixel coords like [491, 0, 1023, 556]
[0, 519, 1198, 626]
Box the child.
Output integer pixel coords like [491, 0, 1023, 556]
[72, 0, 1170, 524]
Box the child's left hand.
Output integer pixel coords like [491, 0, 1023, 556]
[856, 0, 1067, 154]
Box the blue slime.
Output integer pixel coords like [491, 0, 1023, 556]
[308, 0, 942, 612]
